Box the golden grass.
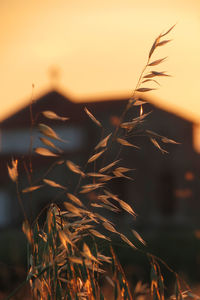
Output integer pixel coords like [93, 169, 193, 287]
[7, 24, 196, 300]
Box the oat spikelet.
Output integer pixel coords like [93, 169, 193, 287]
[8, 158, 18, 182]
[84, 107, 102, 127]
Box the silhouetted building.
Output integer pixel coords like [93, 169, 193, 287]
[0, 90, 200, 230]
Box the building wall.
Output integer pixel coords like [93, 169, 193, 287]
[0, 91, 199, 229]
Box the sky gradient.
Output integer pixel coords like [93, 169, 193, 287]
[0, 0, 200, 122]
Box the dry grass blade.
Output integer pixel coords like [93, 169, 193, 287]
[99, 160, 120, 173]
[87, 172, 106, 178]
[146, 129, 161, 138]
[47, 210, 53, 233]
[161, 24, 176, 37]
[84, 107, 102, 127]
[150, 138, 168, 154]
[81, 183, 104, 190]
[80, 183, 104, 193]
[42, 110, 69, 121]
[132, 100, 147, 106]
[91, 203, 103, 208]
[67, 193, 84, 207]
[136, 88, 156, 92]
[157, 39, 172, 47]
[102, 222, 117, 233]
[95, 133, 112, 150]
[120, 112, 151, 131]
[148, 35, 161, 59]
[117, 199, 137, 217]
[119, 233, 137, 249]
[151, 71, 170, 77]
[85, 261, 105, 273]
[146, 130, 177, 144]
[101, 203, 120, 213]
[142, 79, 161, 86]
[100, 197, 121, 211]
[43, 178, 66, 190]
[98, 194, 109, 201]
[22, 185, 43, 193]
[133, 111, 152, 122]
[88, 149, 105, 163]
[35, 147, 58, 157]
[148, 25, 174, 59]
[114, 167, 133, 173]
[83, 243, 98, 262]
[22, 221, 32, 244]
[94, 213, 111, 224]
[68, 257, 83, 264]
[120, 121, 137, 130]
[59, 230, 74, 247]
[97, 254, 112, 264]
[148, 57, 167, 66]
[64, 202, 82, 216]
[66, 160, 85, 177]
[89, 229, 111, 241]
[7, 159, 18, 182]
[117, 138, 139, 149]
[104, 190, 120, 201]
[143, 73, 157, 79]
[38, 123, 65, 142]
[97, 175, 114, 182]
[161, 137, 179, 144]
[132, 229, 146, 245]
[113, 170, 133, 180]
[39, 137, 63, 153]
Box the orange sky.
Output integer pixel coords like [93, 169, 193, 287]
[0, 0, 200, 122]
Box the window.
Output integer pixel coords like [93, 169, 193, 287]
[0, 126, 86, 154]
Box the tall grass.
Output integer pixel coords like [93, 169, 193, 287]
[7, 24, 196, 300]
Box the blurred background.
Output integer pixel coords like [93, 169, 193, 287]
[0, 0, 200, 298]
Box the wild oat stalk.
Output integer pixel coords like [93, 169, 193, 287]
[7, 24, 195, 300]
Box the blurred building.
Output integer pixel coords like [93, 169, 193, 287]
[0, 89, 200, 230]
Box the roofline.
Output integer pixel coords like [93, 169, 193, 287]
[0, 88, 194, 126]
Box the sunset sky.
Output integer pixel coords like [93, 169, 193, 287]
[0, 0, 200, 122]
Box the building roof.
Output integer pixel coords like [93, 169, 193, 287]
[0, 89, 193, 130]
